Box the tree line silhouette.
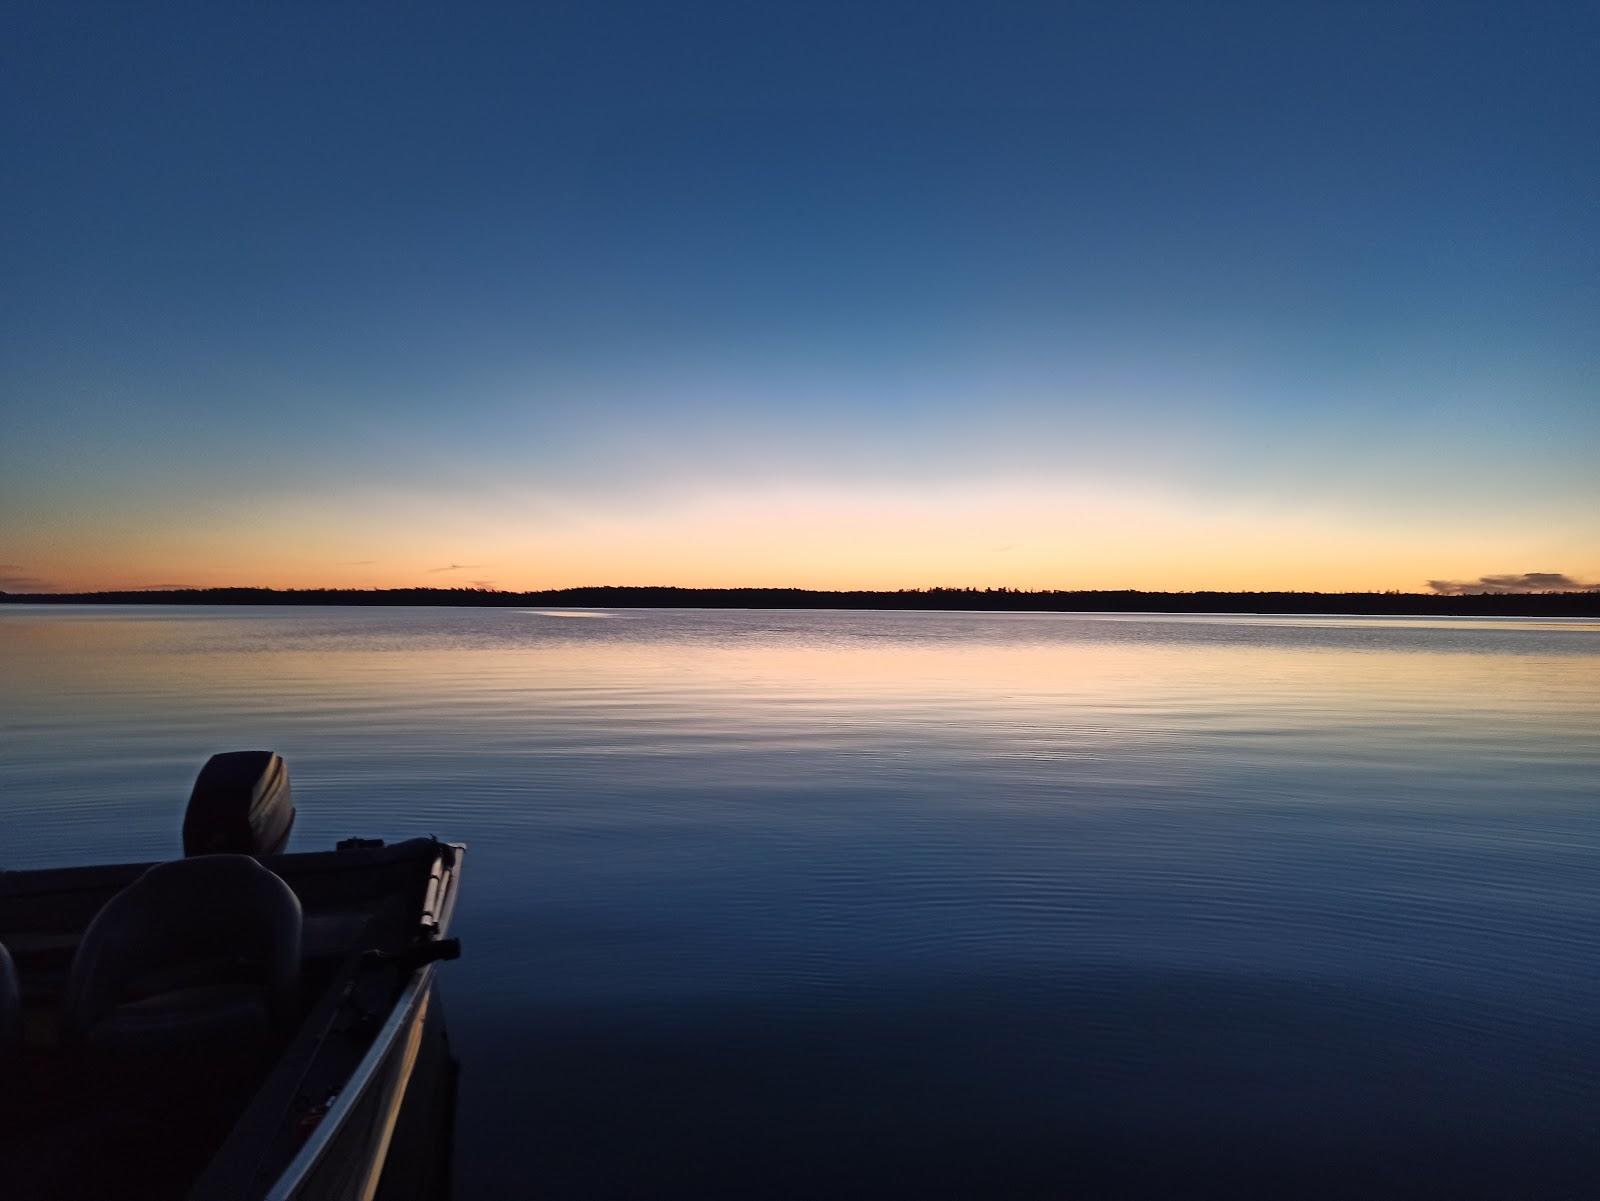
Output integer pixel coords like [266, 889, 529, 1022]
[2, 585, 1596, 617]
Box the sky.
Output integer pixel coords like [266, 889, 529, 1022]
[2, 1, 1596, 594]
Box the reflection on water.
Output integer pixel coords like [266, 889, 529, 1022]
[2, 606, 1598, 1197]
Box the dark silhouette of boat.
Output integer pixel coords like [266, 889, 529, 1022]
[0, 752, 464, 1200]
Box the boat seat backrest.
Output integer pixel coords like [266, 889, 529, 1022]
[0, 942, 19, 1062]
[63, 855, 302, 1051]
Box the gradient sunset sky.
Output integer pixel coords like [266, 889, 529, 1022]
[3, 2, 1596, 594]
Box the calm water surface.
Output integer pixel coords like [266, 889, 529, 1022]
[2, 605, 1598, 1198]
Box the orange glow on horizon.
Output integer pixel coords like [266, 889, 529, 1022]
[6, 479, 1596, 596]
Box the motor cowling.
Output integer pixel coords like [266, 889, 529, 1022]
[182, 751, 296, 857]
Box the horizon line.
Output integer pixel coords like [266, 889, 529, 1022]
[4, 584, 1598, 611]
[6, 583, 1600, 596]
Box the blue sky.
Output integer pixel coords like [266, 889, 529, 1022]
[3, 1, 1596, 591]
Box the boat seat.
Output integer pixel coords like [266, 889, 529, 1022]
[63, 855, 302, 1060]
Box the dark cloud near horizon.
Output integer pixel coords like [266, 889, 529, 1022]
[468, 580, 496, 590]
[1427, 572, 1598, 595]
[0, 573, 56, 592]
[427, 563, 484, 573]
[0, 564, 57, 592]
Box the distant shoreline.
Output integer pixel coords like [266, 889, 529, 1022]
[3, 586, 1596, 618]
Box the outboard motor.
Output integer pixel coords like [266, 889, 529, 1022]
[183, 750, 296, 857]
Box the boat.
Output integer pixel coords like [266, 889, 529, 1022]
[0, 751, 464, 1200]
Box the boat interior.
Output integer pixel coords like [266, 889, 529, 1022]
[0, 753, 460, 1200]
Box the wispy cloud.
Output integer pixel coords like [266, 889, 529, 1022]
[1427, 572, 1599, 595]
[0, 566, 56, 592]
[427, 562, 484, 573]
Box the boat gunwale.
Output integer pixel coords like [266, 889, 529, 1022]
[260, 840, 465, 1201]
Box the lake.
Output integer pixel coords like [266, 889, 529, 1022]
[2, 605, 1597, 1198]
